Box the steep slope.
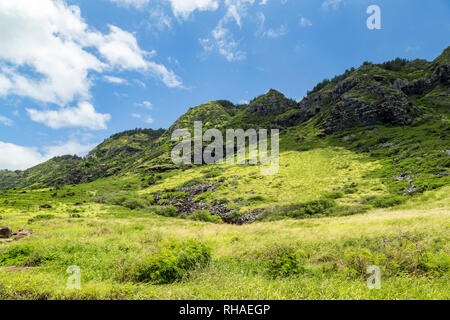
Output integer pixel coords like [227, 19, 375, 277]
[0, 129, 165, 189]
[297, 50, 449, 133]
[0, 155, 82, 189]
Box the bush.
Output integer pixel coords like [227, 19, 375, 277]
[161, 192, 189, 200]
[151, 205, 178, 217]
[93, 192, 150, 209]
[324, 191, 344, 199]
[343, 239, 449, 278]
[370, 195, 406, 208]
[135, 240, 212, 284]
[266, 247, 300, 278]
[202, 168, 222, 178]
[188, 210, 222, 223]
[193, 192, 212, 203]
[179, 177, 203, 188]
[122, 198, 147, 210]
[259, 199, 337, 220]
[33, 214, 55, 221]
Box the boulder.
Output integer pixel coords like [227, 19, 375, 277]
[0, 227, 12, 239]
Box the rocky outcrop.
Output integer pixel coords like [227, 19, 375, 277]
[247, 89, 298, 116]
[393, 63, 450, 96]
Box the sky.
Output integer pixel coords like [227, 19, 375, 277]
[0, 0, 449, 170]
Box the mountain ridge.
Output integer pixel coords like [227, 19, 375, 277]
[0, 46, 449, 191]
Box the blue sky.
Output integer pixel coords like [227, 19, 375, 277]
[0, 0, 449, 170]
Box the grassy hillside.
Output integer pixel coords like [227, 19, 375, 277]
[0, 48, 448, 300]
[0, 186, 448, 299]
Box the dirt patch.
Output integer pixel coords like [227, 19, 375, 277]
[13, 229, 35, 241]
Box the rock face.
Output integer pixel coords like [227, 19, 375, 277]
[298, 76, 418, 133]
[0, 227, 12, 239]
[247, 89, 298, 116]
[396, 63, 450, 96]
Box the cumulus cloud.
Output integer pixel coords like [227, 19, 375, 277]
[0, 140, 94, 170]
[0, 0, 181, 107]
[26, 102, 111, 130]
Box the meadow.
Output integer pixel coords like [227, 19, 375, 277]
[0, 159, 448, 299]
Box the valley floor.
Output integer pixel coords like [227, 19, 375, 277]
[0, 186, 448, 300]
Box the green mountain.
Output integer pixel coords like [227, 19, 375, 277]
[0, 47, 449, 301]
[0, 47, 448, 223]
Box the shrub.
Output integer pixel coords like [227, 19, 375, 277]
[135, 240, 212, 284]
[260, 199, 336, 220]
[266, 247, 300, 278]
[324, 191, 344, 199]
[343, 239, 449, 278]
[33, 214, 55, 221]
[188, 210, 222, 223]
[179, 177, 203, 188]
[248, 195, 266, 202]
[151, 205, 178, 217]
[93, 192, 150, 209]
[162, 192, 189, 200]
[370, 195, 406, 208]
[122, 198, 147, 210]
[203, 168, 222, 178]
[193, 192, 212, 203]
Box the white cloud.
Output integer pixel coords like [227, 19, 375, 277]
[168, 0, 220, 19]
[103, 75, 128, 84]
[0, 0, 181, 107]
[0, 115, 13, 126]
[256, 12, 288, 38]
[322, 0, 343, 10]
[199, 0, 255, 61]
[142, 101, 153, 109]
[132, 113, 142, 118]
[148, 7, 173, 31]
[0, 140, 94, 170]
[108, 0, 150, 9]
[300, 17, 312, 27]
[144, 116, 154, 124]
[135, 100, 153, 109]
[27, 101, 111, 130]
[200, 25, 246, 62]
[265, 25, 287, 38]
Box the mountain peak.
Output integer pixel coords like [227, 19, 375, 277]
[434, 46, 450, 64]
[247, 89, 297, 116]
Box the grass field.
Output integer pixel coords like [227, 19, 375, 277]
[0, 184, 448, 300]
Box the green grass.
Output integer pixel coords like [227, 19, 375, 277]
[0, 186, 448, 300]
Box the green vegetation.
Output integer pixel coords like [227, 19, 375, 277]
[0, 47, 448, 299]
